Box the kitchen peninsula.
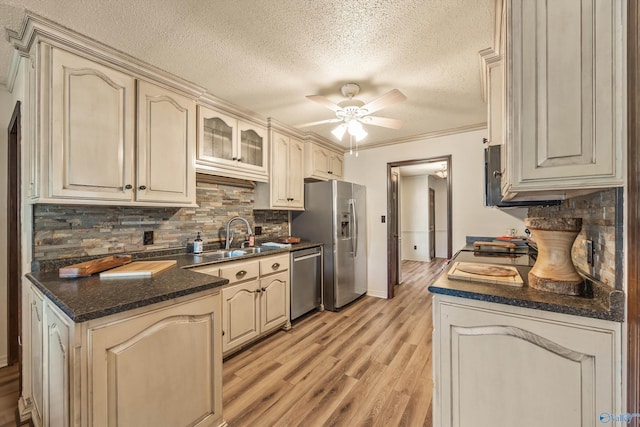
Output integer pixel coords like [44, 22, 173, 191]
[25, 243, 302, 427]
[429, 241, 624, 426]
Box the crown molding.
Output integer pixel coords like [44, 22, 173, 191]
[355, 122, 487, 152]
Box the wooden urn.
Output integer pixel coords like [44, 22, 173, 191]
[525, 217, 585, 296]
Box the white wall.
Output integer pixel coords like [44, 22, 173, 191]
[0, 85, 12, 366]
[344, 129, 527, 298]
[401, 175, 430, 261]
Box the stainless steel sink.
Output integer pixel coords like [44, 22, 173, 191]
[195, 246, 273, 259]
[241, 247, 268, 254]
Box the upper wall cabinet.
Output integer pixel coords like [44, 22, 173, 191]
[304, 141, 344, 181]
[136, 81, 196, 205]
[196, 105, 268, 182]
[23, 37, 196, 206]
[502, 0, 625, 198]
[254, 129, 304, 210]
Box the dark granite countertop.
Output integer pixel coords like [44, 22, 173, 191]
[27, 242, 323, 323]
[428, 259, 624, 322]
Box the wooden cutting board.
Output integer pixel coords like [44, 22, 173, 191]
[99, 260, 177, 278]
[448, 262, 523, 287]
[59, 255, 132, 278]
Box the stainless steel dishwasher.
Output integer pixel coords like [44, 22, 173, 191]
[290, 246, 323, 321]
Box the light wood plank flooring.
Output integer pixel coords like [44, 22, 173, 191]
[0, 363, 27, 427]
[0, 258, 444, 427]
[223, 258, 445, 426]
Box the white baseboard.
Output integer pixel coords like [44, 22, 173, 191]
[0, 355, 7, 368]
[366, 289, 387, 299]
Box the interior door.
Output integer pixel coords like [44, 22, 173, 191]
[388, 170, 399, 297]
[429, 188, 436, 259]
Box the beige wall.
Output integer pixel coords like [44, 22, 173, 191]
[344, 128, 528, 298]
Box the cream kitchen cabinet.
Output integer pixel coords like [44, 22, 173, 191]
[36, 45, 197, 206]
[27, 284, 72, 427]
[27, 285, 44, 426]
[193, 253, 290, 355]
[304, 141, 344, 181]
[196, 104, 269, 182]
[26, 283, 224, 427]
[432, 295, 622, 427]
[502, 0, 625, 199]
[254, 130, 304, 210]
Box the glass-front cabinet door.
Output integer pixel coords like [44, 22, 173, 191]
[196, 105, 268, 182]
[238, 121, 267, 171]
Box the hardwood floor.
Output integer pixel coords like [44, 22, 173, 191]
[0, 363, 27, 427]
[0, 258, 444, 427]
[223, 258, 445, 427]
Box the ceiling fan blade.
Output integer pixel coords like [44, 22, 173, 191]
[295, 118, 342, 128]
[360, 89, 407, 114]
[306, 95, 343, 112]
[362, 116, 405, 129]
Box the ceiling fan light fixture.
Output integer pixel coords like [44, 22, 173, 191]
[331, 124, 347, 140]
[352, 126, 367, 142]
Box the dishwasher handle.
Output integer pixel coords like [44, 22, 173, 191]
[293, 251, 322, 262]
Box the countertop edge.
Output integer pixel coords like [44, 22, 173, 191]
[428, 282, 624, 323]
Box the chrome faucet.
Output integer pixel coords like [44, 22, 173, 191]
[225, 216, 253, 250]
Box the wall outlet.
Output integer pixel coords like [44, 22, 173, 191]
[586, 239, 594, 266]
[143, 230, 154, 245]
[414, 245, 417, 250]
[254, 226, 262, 235]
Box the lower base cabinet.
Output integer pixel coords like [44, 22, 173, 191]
[26, 283, 225, 427]
[194, 253, 290, 356]
[432, 295, 622, 427]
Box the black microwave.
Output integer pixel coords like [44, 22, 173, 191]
[484, 145, 561, 208]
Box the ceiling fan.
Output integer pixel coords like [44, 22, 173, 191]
[297, 83, 407, 147]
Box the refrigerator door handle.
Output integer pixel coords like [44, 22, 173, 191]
[350, 198, 358, 257]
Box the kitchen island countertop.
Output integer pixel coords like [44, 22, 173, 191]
[428, 259, 624, 322]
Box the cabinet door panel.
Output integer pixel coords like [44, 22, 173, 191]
[312, 147, 330, 177]
[222, 282, 260, 353]
[197, 106, 236, 165]
[512, 0, 618, 183]
[237, 121, 267, 173]
[435, 299, 618, 427]
[29, 287, 44, 423]
[271, 133, 291, 207]
[137, 81, 196, 204]
[329, 153, 344, 178]
[45, 304, 70, 427]
[50, 47, 135, 200]
[260, 272, 288, 333]
[288, 138, 305, 207]
[89, 293, 222, 427]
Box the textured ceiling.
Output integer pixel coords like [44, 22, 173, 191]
[0, 0, 493, 147]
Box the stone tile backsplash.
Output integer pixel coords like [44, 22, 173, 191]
[33, 182, 289, 261]
[528, 188, 622, 290]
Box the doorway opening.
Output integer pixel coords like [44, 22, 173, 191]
[6, 101, 21, 370]
[387, 156, 452, 298]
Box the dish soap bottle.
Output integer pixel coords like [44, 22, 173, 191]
[194, 232, 203, 254]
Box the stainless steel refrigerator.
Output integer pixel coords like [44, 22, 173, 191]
[291, 180, 367, 311]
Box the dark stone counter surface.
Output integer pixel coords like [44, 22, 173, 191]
[27, 242, 323, 323]
[428, 259, 624, 323]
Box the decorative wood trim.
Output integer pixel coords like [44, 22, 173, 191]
[453, 325, 595, 362]
[627, 0, 640, 417]
[478, 48, 501, 103]
[196, 173, 255, 189]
